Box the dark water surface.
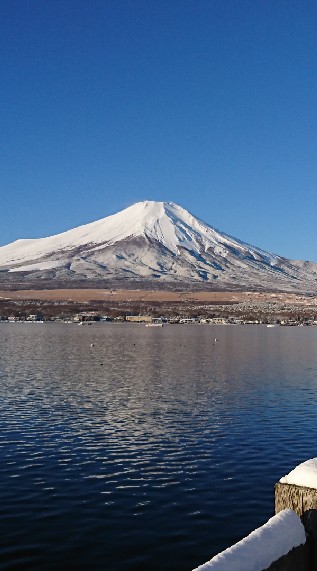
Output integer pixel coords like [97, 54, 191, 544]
[1, 323, 317, 570]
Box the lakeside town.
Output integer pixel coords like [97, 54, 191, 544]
[2, 296, 317, 326]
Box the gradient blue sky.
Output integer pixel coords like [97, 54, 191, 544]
[1, 0, 317, 260]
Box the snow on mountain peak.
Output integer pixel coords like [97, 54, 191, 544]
[0, 200, 275, 268]
[1, 199, 315, 292]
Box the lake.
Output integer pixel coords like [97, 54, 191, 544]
[1, 323, 317, 570]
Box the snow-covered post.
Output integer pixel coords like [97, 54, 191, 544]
[192, 509, 308, 571]
[191, 460, 317, 571]
[275, 458, 317, 566]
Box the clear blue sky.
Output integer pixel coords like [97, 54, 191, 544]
[1, 0, 317, 261]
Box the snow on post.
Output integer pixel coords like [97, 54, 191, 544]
[192, 509, 305, 571]
[275, 457, 317, 565]
[275, 458, 317, 520]
[279, 458, 317, 489]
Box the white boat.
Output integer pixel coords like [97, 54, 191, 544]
[145, 323, 163, 327]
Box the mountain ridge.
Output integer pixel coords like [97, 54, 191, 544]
[0, 200, 316, 293]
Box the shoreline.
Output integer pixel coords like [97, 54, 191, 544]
[1, 288, 317, 325]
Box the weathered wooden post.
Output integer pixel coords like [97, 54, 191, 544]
[275, 458, 317, 569]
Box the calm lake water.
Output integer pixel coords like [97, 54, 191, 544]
[1, 323, 317, 570]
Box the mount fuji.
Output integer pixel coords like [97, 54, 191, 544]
[0, 201, 316, 292]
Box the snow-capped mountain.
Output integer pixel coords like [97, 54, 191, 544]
[0, 201, 316, 291]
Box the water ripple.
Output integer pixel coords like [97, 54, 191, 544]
[1, 324, 317, 570]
